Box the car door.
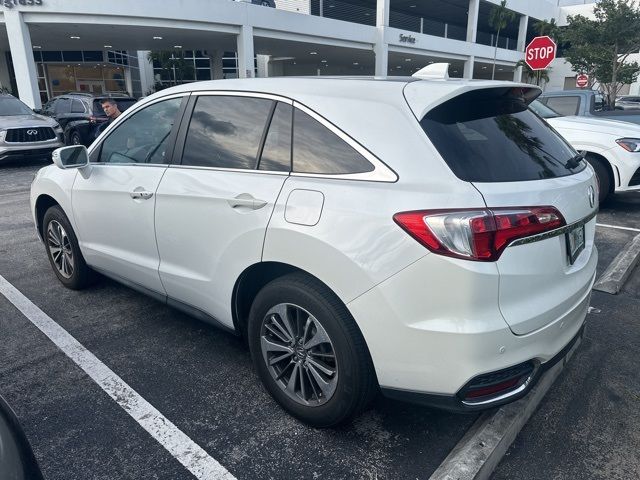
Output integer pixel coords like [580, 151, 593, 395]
[53, 97, 73, 127]
[72, 94, 188, 295]
[155, 93, 291, 327]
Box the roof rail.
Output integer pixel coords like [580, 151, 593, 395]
[412, 63, 450, 80]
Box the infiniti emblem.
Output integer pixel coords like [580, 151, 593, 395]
[26, 129, 38, 135]
[587, 185, 595, 208]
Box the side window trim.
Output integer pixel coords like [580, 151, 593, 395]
[291, 101, 398, 182]
[88, 93, 190, 166]
[255, 101, 278, 170]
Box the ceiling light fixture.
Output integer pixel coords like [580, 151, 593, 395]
[104, 45, 112, 48]
[153, 36, 163, 40]
[32, 45, 42, 49]
[309, 51, 318, 55]
[353, 62, 359, 65]
[321, 59, 327, 63]
[174, 45, 182, 48]
[70, 36, 80, 39]
[405, 58, 412, 62]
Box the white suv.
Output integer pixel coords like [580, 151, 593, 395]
[31, 76, 598, 427]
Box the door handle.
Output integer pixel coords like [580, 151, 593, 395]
[130, 190, 154, 200]
[228, 193, 267, 210]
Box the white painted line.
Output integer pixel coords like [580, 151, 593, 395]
[596, 223, 640, 233]
[0, 274, 236, 480]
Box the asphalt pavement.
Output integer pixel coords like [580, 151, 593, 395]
[0, 159, 475, 479]
[2, 159, 639, 480]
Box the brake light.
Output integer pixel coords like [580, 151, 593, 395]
[393, 207, 565, 261]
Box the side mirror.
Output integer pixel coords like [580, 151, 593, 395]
[52, 145, 89, 169]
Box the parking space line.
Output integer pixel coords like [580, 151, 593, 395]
[596, 223, 640, 233]
[0, 274, 236, 480]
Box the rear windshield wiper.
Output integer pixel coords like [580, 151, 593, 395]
[565, 152, 585, 169]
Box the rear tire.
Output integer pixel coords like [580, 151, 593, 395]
[42, 205, 94, 290]
[248, 273, 377, 427]
[585, 155, 611, 203]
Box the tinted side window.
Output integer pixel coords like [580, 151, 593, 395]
[182, 95, 273, 169]
[292, 109, 373, 175]
[54, 98, 71, 114]
[43, 99, 57, 114]
[545, 96, 580, 116]
[420, 89, 584, 183]
[259, 102, 292, 172]
[71, 100, 85, 113]
[98, 97, 182, 164]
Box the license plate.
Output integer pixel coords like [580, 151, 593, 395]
[566, 224, 585, 265]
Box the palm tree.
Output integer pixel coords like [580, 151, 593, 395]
[147, 51, 194, 88]
[489, 0, 516, 80]
[516, 60, 550, 86]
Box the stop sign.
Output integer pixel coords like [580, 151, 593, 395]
[525, 36, 557, 70]
[576, 74, 589, 88]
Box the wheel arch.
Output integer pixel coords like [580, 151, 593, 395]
[34, 194, 61, 240]
[583, 151, 616, 194]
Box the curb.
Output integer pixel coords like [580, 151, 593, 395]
[429, 333, 583, 480]
[593, 233, 640, 294]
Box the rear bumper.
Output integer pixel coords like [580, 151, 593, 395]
[380, 321, 586, 412]
[347, 247, 596, 408]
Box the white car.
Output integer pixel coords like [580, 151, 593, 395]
[31, 75, 598, 427]
[531, 99, 640, 202]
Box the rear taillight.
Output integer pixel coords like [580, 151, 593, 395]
[394, 207, 565, 261]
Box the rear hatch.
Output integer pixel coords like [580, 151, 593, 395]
[410, 85, 598, 335]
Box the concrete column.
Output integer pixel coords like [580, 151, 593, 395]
[237, 25, 255, 79]
[517, 15, 529, 52]
[208, 50, 224, 80]
[374, 34, 388, 76]
[0, 50, 12, 93]
[513, 66, 523, 82]
[466, 0, 480, 43]
[256, 54, 270, 78]
[137, 50, 155, 95]
[5, 11, 40, 108]
[375, 0, 390, 76]
[463, 55, 475, 79]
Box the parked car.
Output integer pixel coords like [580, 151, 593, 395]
[233, 0, 276, 6]
[31, 75, 597, 427]
[0, 394, 44, 480]
[38, 93, 137, 146]
[538, 89, 640, 125]
[0, 94, 64, 163]
[530, 99, 640, 202]
[616, 95, 640, 110]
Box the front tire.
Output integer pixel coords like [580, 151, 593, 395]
[43, 205, 93, 290]
[248, 273, 377, 427]
[70, 130, 83, 146]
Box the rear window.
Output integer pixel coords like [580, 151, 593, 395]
[420, 89, 585, 183]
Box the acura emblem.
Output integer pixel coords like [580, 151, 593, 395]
[587, 185, 595, 208]
[26, 129, 38, 135]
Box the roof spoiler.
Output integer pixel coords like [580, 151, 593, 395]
[412, 63, 450, 80]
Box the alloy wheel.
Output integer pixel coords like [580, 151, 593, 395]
[260, 303, 338, 406]
[47, 220, 74, 279]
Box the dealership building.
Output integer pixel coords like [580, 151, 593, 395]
[0, 0, 636, 109]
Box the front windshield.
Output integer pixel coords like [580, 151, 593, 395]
[529, 100, 562, 119]
[0, 97, 34, 116]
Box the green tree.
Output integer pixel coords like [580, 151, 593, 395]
[516, 59, 550, 87]
[563, 0, 640, 108]
[489, 0, 516, 80]
[147, 51, 195, 88]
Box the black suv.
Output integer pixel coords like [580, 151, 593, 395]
[39, 93, 137, 146]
